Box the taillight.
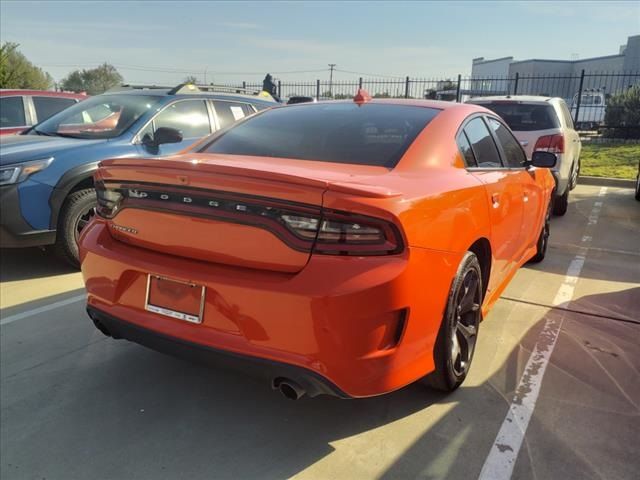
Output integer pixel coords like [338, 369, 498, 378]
[282, 211, 403, 255]
[95, 181, 123, 219]
[534, 134, 564, 154]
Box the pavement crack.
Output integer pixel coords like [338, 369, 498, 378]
[501, 296, 640, 326]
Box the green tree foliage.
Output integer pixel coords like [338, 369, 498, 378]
[183, 75, 199, 84]
[604, 85, 640, 139]
[60, 63, 123, 95]
[0, 42, 53, 89]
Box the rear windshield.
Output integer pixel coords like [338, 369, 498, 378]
[478, 103, 559, 131]
[201, 103, 440, 168]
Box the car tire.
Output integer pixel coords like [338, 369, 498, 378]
[553, 188, 569, 216]
[422, 251, 482, 392]
[569, 160, 580, 191]
[53, 188, 97, 268]
[635, 174, 640, 201]
[528, 200, 552, 264]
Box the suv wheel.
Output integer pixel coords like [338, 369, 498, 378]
[569, 160, 580, 190]
[553, 188, 569, 216]
[53, 188, 97, 267]
[635, 172, 640, 201]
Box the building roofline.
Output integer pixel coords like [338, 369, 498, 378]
[509, 54, 624, 66]
[473, 56, 513, 65]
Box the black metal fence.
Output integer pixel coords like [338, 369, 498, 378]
[221, 71, 640, 138]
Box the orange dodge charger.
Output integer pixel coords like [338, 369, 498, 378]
[80, 92, 557, 399]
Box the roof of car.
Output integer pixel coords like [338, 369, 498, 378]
[297, 98, 477, 110]
[0, 89, 87, 99]
[467, 95, 556, 103]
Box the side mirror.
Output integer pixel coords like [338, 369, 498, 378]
[527, 151, 557, 169]
[152, 127, 183, 146]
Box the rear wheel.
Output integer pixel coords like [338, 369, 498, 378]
[635, 171, 640, 201]
[553, 188, 569, 216]
[53, 188, 96, 267]
[423, 252, 482, 392]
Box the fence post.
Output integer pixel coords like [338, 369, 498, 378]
[405, 76, 410, 98]
[513, 72, 519, 95]
[455, 74, 462, 102]
[277, 80, 282, 99]
[359, 77, 363, 89]
[316, 79, 320, 99]
[573, 69, 585, 126]
[242, 81, 246, 90]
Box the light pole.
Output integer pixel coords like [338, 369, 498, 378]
[328, 63, 336, 98]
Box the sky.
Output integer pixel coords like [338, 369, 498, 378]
[1, 0, 639, 85]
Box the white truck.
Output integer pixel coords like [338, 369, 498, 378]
[570, 90, 606, 129]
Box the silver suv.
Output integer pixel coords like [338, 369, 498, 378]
[467, 96, 581, 216]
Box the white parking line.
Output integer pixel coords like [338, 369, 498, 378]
[478, 187, 607, 480]
[0, 294, 85, 326]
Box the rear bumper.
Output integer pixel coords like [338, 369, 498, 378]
[80, 220, 460, 398]
[0, 184, 55, 248]
[87, 305, 349, 398]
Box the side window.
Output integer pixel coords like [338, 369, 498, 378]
[456, 131, 477, 167]
[213, 101, 253, 129]
[150, 100, 211, 139]
[463, 117, 502, 168]
[0, 97, 26, 128]
[487, 118, 527, 168]
[33, 97, 77, 123]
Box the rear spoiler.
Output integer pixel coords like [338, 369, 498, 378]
[99, 157, 402, 199]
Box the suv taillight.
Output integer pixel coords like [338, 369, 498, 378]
[534, 134, 564, 154]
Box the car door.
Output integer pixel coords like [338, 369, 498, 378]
[487, 116, 544, 256]
[461, 116, 525, 291]
[137, 99, 212, 156]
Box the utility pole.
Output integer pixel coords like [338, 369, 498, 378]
[328, 63, 336, 98]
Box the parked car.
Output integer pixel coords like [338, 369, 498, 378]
[80, 93, 557, 399]
[0, 83, 277, 266]
[467, 95, 581, 215]
[570, 90, 606, 130]
[0, 89, 87, 135]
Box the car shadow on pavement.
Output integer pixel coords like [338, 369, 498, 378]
[1, 289, 638, 480]
[0, 247, 77, 282]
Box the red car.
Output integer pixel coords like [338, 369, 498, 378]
[0, 90, 87, 135]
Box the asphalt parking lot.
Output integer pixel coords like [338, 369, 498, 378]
[1, 183, 638, 480]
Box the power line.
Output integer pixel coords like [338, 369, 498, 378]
[39, 63, 329, 76]
[334, 68, 405, 79]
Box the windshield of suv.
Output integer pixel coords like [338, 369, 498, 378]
[478, 102, 560, 131]
[31, 94, 162, 139]
[201, 103, 439, 168]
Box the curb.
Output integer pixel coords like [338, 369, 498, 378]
[579, 176, 635, 188]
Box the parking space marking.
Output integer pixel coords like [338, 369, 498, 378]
[478, 189, 607, 480]
[0, 294, 85, 326]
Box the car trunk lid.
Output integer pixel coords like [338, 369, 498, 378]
[95, 153, 397, 273]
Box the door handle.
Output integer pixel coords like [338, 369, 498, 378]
[491, 193, 500, 208]
[520, 141, 529, 147]
[523, 193, 529, 202]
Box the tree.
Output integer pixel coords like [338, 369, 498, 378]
[604, 84, 640, 139]
[60, 63, 123, 95]
[183, 75, 198, 84]
[0, 42, 53, 89]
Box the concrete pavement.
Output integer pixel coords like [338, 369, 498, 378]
[1, 184, 638, 480]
